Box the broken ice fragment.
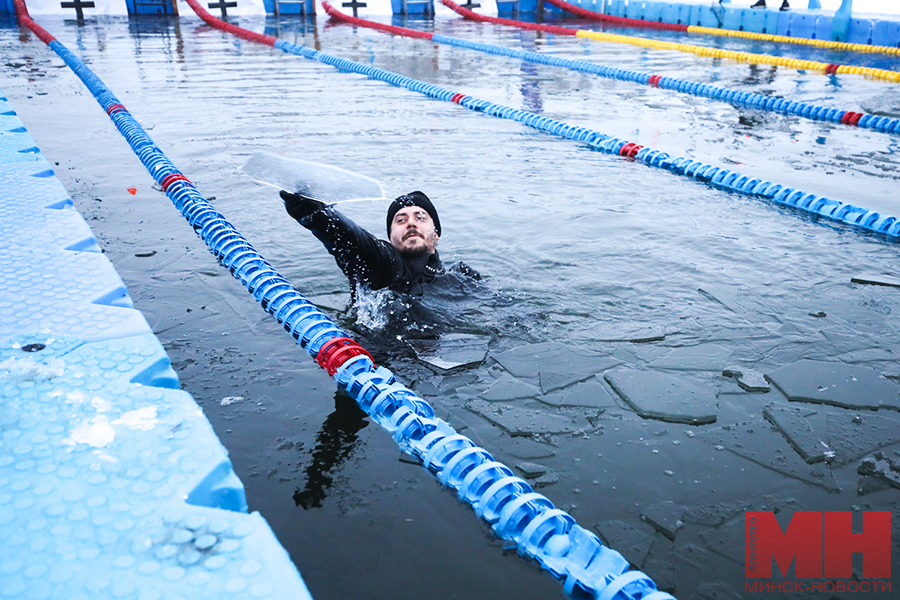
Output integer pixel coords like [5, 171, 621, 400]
[515, 461, 550, 479]
[642, 558, 676, 592]
[559, 379, 621, 409]
[857, 452, 900, 489]
[765, 360, 900, 411]
[604, 369, 718, 425]
[649, 344, 732, 372]
[479, 374, 541, 402]
[492, 436, 557, 460]
[594, 520, 655, 567]
[534, 472, 560, 487]
[850, 273, 900, 288]
[640, 500, 685, 542]
[722, 367, 770, 393]
[695, 419, 841, 492]
[762, 405, 832, 464]
[406, 333, 491, 372]
[857, 474, 894, 496]
[827, 412, 900, 467]
[464, 398, 583, 436]
[539, 370, 593, 394]
[491, 342, 620, 379]
[699, 517, 746, 567]
[596, 325, 666, 343]
[682, 501, 747, 527]
[698, 285, 743, 313]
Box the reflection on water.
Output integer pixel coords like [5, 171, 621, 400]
[293, 389, 369, 510]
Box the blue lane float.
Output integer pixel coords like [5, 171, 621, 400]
[265, 39, 900, 240]
[16, 4, 678, 598]
[429, 31, 900, 135]
[0, 90, 313, 598]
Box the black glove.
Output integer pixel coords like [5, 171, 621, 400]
[280, 190, 326, 221]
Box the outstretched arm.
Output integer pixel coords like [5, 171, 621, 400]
[281, 191, 399, 290]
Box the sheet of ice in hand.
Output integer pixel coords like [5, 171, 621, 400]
[240, 151, 385, 204]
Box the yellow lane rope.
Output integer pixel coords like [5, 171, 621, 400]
[574, 29, 900, 82]
[687, 25, 900, 57]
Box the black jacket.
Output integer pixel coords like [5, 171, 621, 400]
[286, 196, 476, 295]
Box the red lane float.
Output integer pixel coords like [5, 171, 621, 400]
[544, 0, 690, 32]
[323, 2, 435, 39]
[315, 336, 375, 376]
[184, 0, 280, 46]
[441, 0, 581, 37]
[160, 174, 194, 192]
[13, 0, 57, 44]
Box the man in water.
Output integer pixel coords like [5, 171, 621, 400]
[281, 190, 479, 296]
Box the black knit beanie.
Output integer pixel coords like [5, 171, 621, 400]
[386, 191, 441, 238]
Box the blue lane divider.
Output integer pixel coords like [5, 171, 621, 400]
[426, 33, 900, 135]
[318, 1, 900, 136]
[431, 32, 900, 135]
[31, 18, 678, 600]
[271, 39, 900, 240]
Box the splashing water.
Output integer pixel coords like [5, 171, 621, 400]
[351, 285, 398, 333]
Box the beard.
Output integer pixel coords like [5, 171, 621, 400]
[398, 243, 431, 259]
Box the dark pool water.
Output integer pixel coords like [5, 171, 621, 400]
[2, 11, 900, 600]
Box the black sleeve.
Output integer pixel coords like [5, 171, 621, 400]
[290, 202, 401, 290]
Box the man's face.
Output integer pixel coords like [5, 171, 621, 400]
[389, 206, 439, 257]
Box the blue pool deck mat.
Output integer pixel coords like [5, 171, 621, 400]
[0, 91, 313, 599]
[511, 0, 900, 47]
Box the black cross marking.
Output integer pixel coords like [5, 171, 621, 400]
[60, 0, 95, 20]
[342, 0, 366, 18]
[208, 0, 238, 18]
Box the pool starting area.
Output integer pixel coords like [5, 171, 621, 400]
[0, 0, 899, 48]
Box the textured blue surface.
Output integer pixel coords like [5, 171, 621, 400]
[0, 92, 313, 599]
[589, 0, 900, 44]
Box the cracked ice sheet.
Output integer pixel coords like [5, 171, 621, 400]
[722, 367, 770, 392]
[642, 559, 676, 593]
[826, 411, 900, 467]
[604, 369, 718, 425]
[474, 373, 623, 410]
[464, 398, 589, 436]
[538, 378, 623, 409]
[406, 333, 491, 372]
[698, 285, 744, 314]
[858, 452, 900, 489]
[594, 324, 668, 343]
[477, 374, 542, 402]
[593, 520, 655, 568]
[682, 501, 749, 528]
[695, 420, 841, 492]
[490, 342, 620, 379]
[640, 500, 685, 542]
[851, 273, 900, 288]
[765, 359, 900, 411]
[539, 369, 596, 394]
[762, 405, 832, 464]
[649, 343, 733, 372]
[699, 517, 746, 567]
[491, 436, 556, 460]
